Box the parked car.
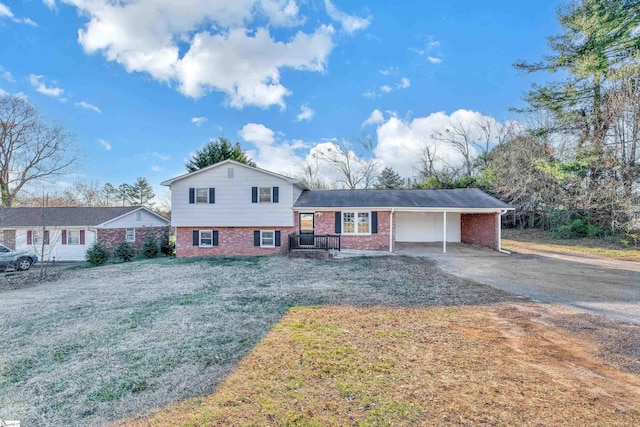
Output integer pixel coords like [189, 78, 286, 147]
[0, 244, 38, 271]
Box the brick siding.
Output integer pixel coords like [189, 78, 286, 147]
[295, 210, 393, 252]
[98, 226, 169, 252]
[461, 213, 499, 250]
[176, 226, 296, 257]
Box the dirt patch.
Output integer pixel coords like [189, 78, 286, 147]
[0, 264, 69, 291]
[120, 304, 640, 427]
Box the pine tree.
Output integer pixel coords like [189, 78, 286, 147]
[375, 167, 405, 189]
[185, 137, 256, 172]
[128, 177, 155, 207]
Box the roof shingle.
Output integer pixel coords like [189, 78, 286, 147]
[0, 206, 143, 227]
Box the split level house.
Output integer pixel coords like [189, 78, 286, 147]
[0, 206, 170, 261]
[162, 160, 513, 257]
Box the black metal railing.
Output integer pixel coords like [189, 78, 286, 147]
[288, 234, 341, 252]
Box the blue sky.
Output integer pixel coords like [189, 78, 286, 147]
[0, 0, 563, 199]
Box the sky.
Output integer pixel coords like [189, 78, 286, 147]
[0, 0, 564, 199]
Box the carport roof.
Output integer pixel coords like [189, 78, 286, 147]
[294, 188, 512, 209]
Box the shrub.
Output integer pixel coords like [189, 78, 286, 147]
[85, 242, 110, 266]
[160, 232, 175, 256]
[551, 218, 605, 239]
[142, 236, 159, 258]
[114, 241, 136, 262]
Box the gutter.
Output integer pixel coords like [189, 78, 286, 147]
[498, 209, 511, 254]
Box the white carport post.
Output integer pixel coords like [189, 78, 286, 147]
[442, 211, 447, 253]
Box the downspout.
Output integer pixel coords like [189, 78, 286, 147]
[389, 208, 394, 253]
[443, 211, 447, 253]
[498, 209, 510, 254]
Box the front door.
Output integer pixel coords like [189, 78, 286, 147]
[299, 213, 315, 246]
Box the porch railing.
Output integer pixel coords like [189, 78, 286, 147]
[288, 234, 341, 252]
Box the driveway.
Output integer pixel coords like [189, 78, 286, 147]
[396, 243, 640, 325]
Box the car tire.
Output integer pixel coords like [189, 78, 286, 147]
[16, 257, 33, 271]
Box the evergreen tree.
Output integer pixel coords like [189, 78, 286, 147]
[117, 183, 132, 206]
[102, 183, 118, 206]
[128, 177, 155, 207]
[185, 137, 256, 172]
[375, 167, 405, 189]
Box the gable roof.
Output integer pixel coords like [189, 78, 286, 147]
[294, 189, 512, 210]
[161, 159, 309, 190]
[0, 206, 168, 228]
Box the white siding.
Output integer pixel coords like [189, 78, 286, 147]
[395, 212, 461, 242]
[101, 209, 168, 229]
[170, 164, 297, 227]
[14, 228, 96, 262]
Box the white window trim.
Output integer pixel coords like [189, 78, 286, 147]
[259, 187, 272, 203]
[67, 230, 81, 245]
[125, 228, 136, 242]
[342, 211, 372, 235]
[260, 230, 275, 248]
[199, 230, 213, 247]
[195, 188, 209, 204]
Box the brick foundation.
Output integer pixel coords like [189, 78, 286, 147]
[461, 213, 499, 250]
[176, 226, 296, 257]
[98, 226, 170, 252]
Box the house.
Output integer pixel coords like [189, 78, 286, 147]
[162, 160, 513, 257]
[0, 206, 170, 261]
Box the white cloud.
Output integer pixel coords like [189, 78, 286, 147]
[98, 139, 111, 150]
[380, 85, 393, 93]
[0, 88, 8, 96]
[43, 0, 56, 9]
[374, 109, 508, 178]
[14, 92, 28, 101]
[427, 56, 443, 64]
[29, 74, 64, 97]
[363, 89, 379, 99]
[362, 109, 384, 127]
[397, 77, 410, 89]
[150, 165, 161, 172]
[239, 123, 275, 147]
[324, 0, 370, 34]
[379, 66, 398, 76]
[152, 151, 170, 161]
[0, 3, 37, 26]
[76, 101, 102, 113]
[191, 117, 208, 126]
[240, 122, 304, 174]
[0, 66, 14, 83]
[57, 0, 336, 109]
[295, 104, 315, 122]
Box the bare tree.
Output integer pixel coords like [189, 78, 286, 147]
[72, 179, 102, 206]
[296, 157, 332, 190]
[0, 95, 77, 207]
[432, 120, 476, 176]
[313, 138, 380, 189]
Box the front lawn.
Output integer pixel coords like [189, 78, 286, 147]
[0, 256, 512, 426]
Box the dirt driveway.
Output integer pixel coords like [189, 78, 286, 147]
[397, 243, 640, 325]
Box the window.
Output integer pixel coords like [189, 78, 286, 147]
[68, 230, 80, 245]
[259, 187, 272, 203]
[342, 212, 370, 235]
[260, 230, 275, 247]
[136, 212, 142, 221]
[196, 188, 208, 203]
[125, 228, 136, 242]
[200, 230, 213, 247]
[32, 230, 43, 245]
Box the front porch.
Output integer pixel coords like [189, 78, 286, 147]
[288, 233, 341, 252]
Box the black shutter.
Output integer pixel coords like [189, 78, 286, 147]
[335, 212, 342, 233]
[275, 231, 281, 247]
[192, 230, 199, 246]
[254, 230, 261, 246]
[209, 188, 215, 204]
[371, 212, 378, 234]
[252, 187, 258, 203]
[272, 187, 279, 203]
[189, 188, 195, 204]
[213, 230, 219, 246]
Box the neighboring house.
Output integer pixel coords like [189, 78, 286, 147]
[162, 160, 513, 257]
[0, 206, 170, 261]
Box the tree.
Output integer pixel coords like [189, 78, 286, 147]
[117, 183, 131, 206]
[312, 138, 380, 189]
[101, 183, 118, 206]
[0, 95, 77, 206]
[128, 177, 155, 207]
[375, 167, 405, 189]
[186, 137, 256, 172]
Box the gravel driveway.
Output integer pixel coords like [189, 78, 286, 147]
[397, 243, 640, 325]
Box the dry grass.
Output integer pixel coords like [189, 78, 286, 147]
[121, 304, 640, 427]
[0, 255, 514, 426]
[502, 229, 640, 262]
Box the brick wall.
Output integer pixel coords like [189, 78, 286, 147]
[461, 213, 498, 250]
[2, 229, 16, 250]
[176, 226, 296, 257]
[295, 210, 393, 252]
[98, 226, 169, 252]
